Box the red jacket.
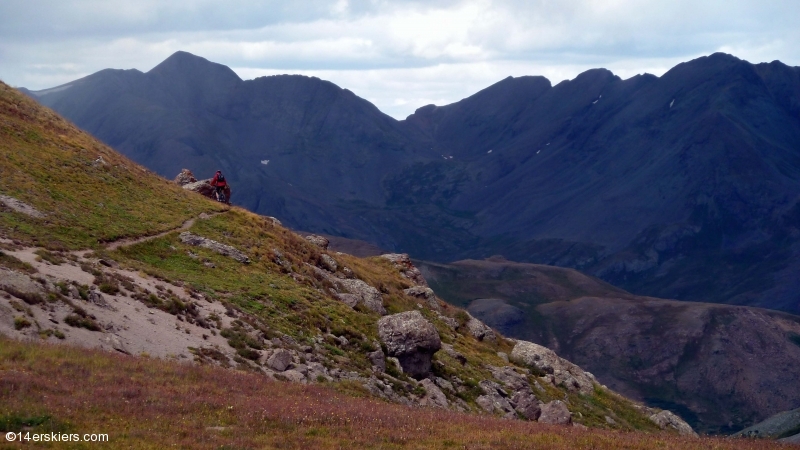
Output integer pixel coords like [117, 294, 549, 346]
[211, 172, 226, 187]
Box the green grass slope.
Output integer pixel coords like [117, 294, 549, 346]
[0, 81, 225, 249]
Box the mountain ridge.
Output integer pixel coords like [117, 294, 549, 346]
[21, 51, 800, 315]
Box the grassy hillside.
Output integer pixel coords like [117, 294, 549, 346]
[0, 81, 224, 249]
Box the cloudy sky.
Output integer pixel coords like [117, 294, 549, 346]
[1, 0, 798, 119]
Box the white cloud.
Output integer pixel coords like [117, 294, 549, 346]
[1, 0, 799, 118]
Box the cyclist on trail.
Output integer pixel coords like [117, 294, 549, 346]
[210, 170, 227, 203]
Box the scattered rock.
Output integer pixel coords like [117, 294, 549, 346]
[368, 349, 386, 372]
[649, 410, 698, 437]
[441, 344, 467, 365]
[281, 369, 307, 383]
[267, 349, 293, 372]
[403, 286, 439, 311]
[174, 169, 197, 186]
[377, 310, 441, 379]
[477, 380, 515, 417]
[511, 390, 541, 421]
[465, 313, 497, 342]
[179, 232, 250, 264]
[420, 379, 449, 408]
[305, 235, 329, 250]
[335, 278, 385, 315]
[0, 195, 45, 218]
[103, 334, 129, 354]
[539, 400, 572, 425]
[380, 253, 428, 286]
[436, 313, 459, 330]
[319, 254, 338, 272]
[510, 340, 596, 395]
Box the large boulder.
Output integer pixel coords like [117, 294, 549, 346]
[510, 340, 596, 395]
[377, 310, 441, 379]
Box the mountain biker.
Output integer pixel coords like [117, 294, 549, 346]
[210, 170, 227, 202]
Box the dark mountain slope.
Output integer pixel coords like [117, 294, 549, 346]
[24, 52, 800, 313]
[399, 53, 800, 312]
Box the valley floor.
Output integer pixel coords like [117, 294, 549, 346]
[0, 338, 783, 450]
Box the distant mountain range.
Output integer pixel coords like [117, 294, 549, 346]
[21, 51, 800, 314]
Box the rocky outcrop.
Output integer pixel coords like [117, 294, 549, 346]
[0, 269, 46, 304]
[305, 235, 330, 250]
[403, 286, 439, 310]
[380, 254, 427, 286]
[510, 340, 596, 395]
[174, 169, 197, 185]
[420, 378, 449, 408]
[335, 279, 385, 315]
[649, 411, 698, 437]
[539, 400, 572, 425]
[0, 195, 45, 219]
[464, 313, 497, 343]
[178, 232, 250, 263]
[377, 310, 441, 379]
[176, 169, 231, 203]
[476, 380, 516, 418]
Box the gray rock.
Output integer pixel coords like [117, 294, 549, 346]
[319, 254, 338, 272]
[435, 313, 459, 330]
[403, 286, 439, 310]
[281, 369, 307, 383]
[0, 269, 45, 304]
[380, 253, 428, 286]
[510, 340, 596, 395]
[0, 195, 45, 218]
[266, 349, 293, 372]
[649, 410, 698, 437]
[368, 349, 386, 372]
[305, 235, 329, 250]
[476, 380, 515, 416]
[336, 278, 386, 315]
[465, 313, 497, 342]
[173, 169, 197, 185]
[441, 343, 467, 365]
[179, 232, 250, 264]
[377, 310, 441, 379]
[511, 390, 541, 421]
[420, 379, 449, 408]
[539, 400, 572, 425]
[497, 352, 509, 363]
[103, 334, 130, 354]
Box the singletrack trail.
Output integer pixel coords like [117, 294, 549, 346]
[104, 210, 226, 251]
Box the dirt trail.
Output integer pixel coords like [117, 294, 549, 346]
[105, 211, 225, 251]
